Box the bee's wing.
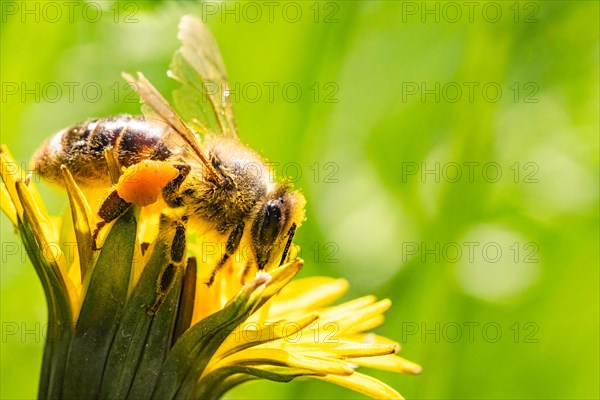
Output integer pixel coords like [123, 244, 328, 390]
[169, 15, 238, 138]
[122, 72, 219, 180]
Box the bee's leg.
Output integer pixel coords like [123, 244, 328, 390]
[240, 263, 251, 285]
[171, 216, 188, 263]
[148, 216, 188, 315]
[279, 223, 297, 266]
[140, 242, 151, 255]
[148, 262, 178, 316]
[205, 222, 245, 287]
[162, 164, 191, 208]
[92, 190, 132, 250]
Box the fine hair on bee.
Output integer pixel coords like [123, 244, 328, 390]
[30, 15, 306, 309]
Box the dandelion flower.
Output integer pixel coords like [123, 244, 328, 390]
[1, 145, 420, 398]
[0, 15, 420, 400]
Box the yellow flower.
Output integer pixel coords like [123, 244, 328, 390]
[1, 145, 420, 399]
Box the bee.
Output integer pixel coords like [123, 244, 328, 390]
[31, 16, 306, 290]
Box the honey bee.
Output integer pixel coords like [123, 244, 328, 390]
[31, 16, 305, 289]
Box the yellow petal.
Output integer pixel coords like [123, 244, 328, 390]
[268, 277, 349, 318]
[270, 341, 398, 359]
[212, 347, 354, 377]
[321, 299, 392, 334]
[61, 166, 94, 283]
[0, 182, 17, 226]
[1, 146, 24, 218]
[344, 315, 386, 335]
[215, 312, 319, 360]
[67, 256, 82, 297]
[350, 355, 422, 375]
[15, 181, 64, 271]
[319, 296, 378, 320]
[15, 181, 78, 314]
[0, 145, 50, 222]
[340, 333, 401, 348]
[254, 259, 304, 308]
[317, 371, 404, 400]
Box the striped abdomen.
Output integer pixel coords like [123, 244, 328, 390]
[32, 115, 175, 187]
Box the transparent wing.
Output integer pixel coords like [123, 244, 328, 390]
[169, 15, 238, 138]
[122, 72, 219, 180]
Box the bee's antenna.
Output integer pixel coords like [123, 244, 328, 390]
[279, 223, 297, 266]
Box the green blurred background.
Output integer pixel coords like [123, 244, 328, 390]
[1, 1, 598, 399]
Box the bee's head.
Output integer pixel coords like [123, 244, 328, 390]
[250, 183, 306, 270]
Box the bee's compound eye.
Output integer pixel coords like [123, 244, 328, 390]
[259, 200, 283, 246]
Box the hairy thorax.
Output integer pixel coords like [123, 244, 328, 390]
[182, 137, 270, 233]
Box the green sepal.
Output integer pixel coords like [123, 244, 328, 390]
[100, 236, 183, 399]
[197, 366, 320, 400]
[62, 208, 137, 399]
[128, 270, 182, 398]
[151, 279, 266, 400]
[60, 166, 94, 282]
[18, 214, 73, 400]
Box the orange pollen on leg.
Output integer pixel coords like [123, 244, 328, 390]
[116, 160, 180, 207]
